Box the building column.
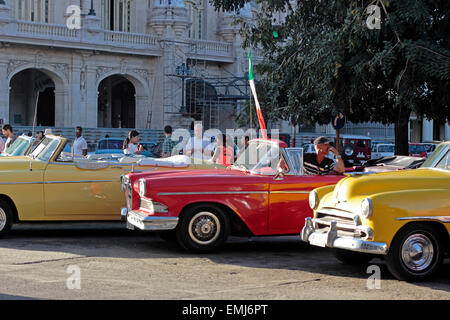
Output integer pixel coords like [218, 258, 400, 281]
[0, 62, 8, 124]
[445, 122, 450, 141]
[422, 119, 433, 142]
[69, 64, 83, 127]
[135, 95, 149, 129]
[84, 66, 98, 128]
[54, 89, 68, 127]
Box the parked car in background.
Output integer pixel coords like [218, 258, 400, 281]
[122, 139, 345, 253]
[92, 138, 124, 155]
[409, 143, 428, 157]
[301, 141, 450, 281]
[371, 143, 395, 159]
[347, 155, 426, 173]
[335, 135, 372, 166]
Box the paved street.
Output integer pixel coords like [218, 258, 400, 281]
[0, 222, 449, 300]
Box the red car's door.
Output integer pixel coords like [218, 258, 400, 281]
[268, 175, 342, 235]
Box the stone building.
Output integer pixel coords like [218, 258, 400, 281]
[0, 0, 256, 131]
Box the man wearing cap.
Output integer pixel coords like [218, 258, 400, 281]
[303, 136, 345, 175]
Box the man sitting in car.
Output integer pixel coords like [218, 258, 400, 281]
[304, 136, 345, 175]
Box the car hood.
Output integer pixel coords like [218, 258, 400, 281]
[140, 168, 271, 195]
[335, 168, 450, 200]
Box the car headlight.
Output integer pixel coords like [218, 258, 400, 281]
[138, 179, 147, 197]
[361, 198, 373, 218]
[309, 190, 319, 210]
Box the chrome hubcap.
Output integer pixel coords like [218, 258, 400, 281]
[401, 234, 434, 272]
[188, 211, 220, 245]
[0, 208, 6, 231]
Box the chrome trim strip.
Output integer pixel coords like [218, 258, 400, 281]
[0, 180, 114, 185]
[0, 182, 44, 185]
[44, 180, 114, 184]
[270, 191, 310, 194]
[396, 216, 450, 223]
[157, 191, 269, 196]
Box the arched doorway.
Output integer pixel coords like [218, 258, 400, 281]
[9, 69, 56, 126]
[98, 75, 136, 128]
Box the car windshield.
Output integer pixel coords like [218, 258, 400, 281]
[29, 136, 61, 162]
[233, 140, 282, 175]
[409, 144, 427, 153]
[434, 150, 450, 170]
[98, 139, 123, 150]
[4, 136, 32, 156]
[421, 143, 450, 169]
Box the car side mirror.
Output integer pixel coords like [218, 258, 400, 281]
[274, 167, 285, 180]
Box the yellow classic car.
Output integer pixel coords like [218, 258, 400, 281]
[0, 134, 224, 237]
[301, 141, 450, 281]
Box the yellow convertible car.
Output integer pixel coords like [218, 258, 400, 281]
[0, 134, 224, 236]
[301, 141, 450, 281]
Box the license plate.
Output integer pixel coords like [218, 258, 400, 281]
[309, 233, 327, 247]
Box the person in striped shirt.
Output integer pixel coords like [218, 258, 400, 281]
[303, 136, 345, 175]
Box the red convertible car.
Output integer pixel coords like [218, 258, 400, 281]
[121, 139, 344, 252]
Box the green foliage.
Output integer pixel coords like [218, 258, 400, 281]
[212, 0, 450, 151]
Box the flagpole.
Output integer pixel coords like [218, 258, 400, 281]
[249, 89, 253, 131]
[248, 48, 268, 139]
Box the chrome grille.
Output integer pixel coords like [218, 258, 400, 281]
[314, 207, 359, 233]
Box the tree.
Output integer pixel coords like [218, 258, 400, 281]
[211, 0, 450, 154]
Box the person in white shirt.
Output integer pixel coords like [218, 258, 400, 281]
[72, 126, 88, 156]
[123, 130, 143, 155]
[186, 123, 211, 160]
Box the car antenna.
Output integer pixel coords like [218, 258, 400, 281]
[29, 91, 40, 171]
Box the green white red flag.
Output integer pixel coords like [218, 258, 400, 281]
[248, 49, 268, 139]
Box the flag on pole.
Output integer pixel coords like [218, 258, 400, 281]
[248, 49, 268, 139]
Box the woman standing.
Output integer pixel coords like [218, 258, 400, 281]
[123, 130, 143, 155]
[211, 134, 234, 166]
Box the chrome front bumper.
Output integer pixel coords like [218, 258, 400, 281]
[301, 217, 389, 255]
[124, 209, 179, 231]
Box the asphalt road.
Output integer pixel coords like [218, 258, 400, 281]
[0, 222, 449, 300]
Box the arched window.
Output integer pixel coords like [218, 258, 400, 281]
[185, 0, 204, 39]
[102, 0, 133, 32]
[15, 0, 50, 23]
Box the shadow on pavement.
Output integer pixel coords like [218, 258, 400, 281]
[1, 222, 450, 293]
